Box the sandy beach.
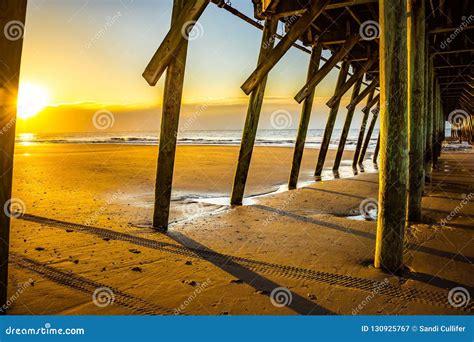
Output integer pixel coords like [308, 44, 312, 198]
[6, 143, 473, 315]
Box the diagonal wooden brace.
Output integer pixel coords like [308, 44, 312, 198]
[294, 33, 360, 103]
[240, 0, 331, 95]
[346, 79, 379, 110]
[142, 0, 209, 86]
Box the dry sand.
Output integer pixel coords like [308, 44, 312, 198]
[6, 143, 473, 315]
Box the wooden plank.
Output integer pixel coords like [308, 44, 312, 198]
[373, 133, 381, 163]
[294, 34, 360, 103]
[374, 0, 409, 273]
[326, 58, 376, 108]
[352, 87, 376, 168]
[289, 44, 323, 189]
[231, 17, 279, 205]
[152, 0, 191, 230]
[142, 0, 209, 86]
[326, 0, 377, 9]
[407, 0, 426, 222]
[241, 0, 331, 95]
[361, 93, 380, 113]
[333, 73, 364, 171]
[424, 57, 434, 182]
[0, 0, 28, 313]
[315, 61, 350, 177]
[358, 103, 379, 165]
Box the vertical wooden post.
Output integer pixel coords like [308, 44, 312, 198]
[358, 104, 379, 165]
[374, 0, 409, 272]
[432, 81, 439, 165]
[289, 44, 322, 189]
[153, 0, 190, 230]
[353, 87, 375, 168]
[315, 61, 350, 177]
[373, 133, 381, 163]
[424, 58, 434, 182]
[231, 17, 278, 205]
[407, 0, 425, 222]
[333, 73, 364, 171]
[0, 0, 28, 313]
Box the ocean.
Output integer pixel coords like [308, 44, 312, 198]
[17, 129, 381, 150]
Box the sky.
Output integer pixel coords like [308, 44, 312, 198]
[17, 0, 373, 133]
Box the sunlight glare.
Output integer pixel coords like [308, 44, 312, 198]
[17, 83, 50, 120]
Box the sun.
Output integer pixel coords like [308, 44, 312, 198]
[17, 82, 50, 120]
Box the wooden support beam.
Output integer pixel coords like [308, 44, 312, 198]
[373, 133, 381, 163]
[407, 0, 425, 222]
[241, 0, 331, 95]
[326, 58, 376, 108]
[315, 61, 350, 177]
[358, 103, 379, 165]
[326, 0, 377, 9]
[347, 79, 379, 110]
[0, 0, 28, 313]
[152, 0, 191, 230]
[231, 17, 278, 205]
[361, 93, 380, 113]
[143, 0, 209, 86]
[289, 44, 323, 189]
[425, 57, 434, 181]
[434, 64, 472, 69]
[333, 73, 364, 171]
[352, 87, 376, 167]
[374, 0, 409, 273]
[433, 48, 474, 55]
[428, 25, 474, 34]
[294, 34, 360, 103]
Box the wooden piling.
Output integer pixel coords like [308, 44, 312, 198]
[374, 0, 409, 273]
[231, 17, 278, 205]
[373, 133, 381, 163]
[315, 61, 350, 177]
[333, 72, 364, 171]
[153, 0, 191, 230]
[352, 87, 376, 167]
[358, 103, 379, 165]
[424, 57, 434, 182]
[289, 45, 322, 189]
[0, 0, 28, 313]
[407, 0, 425, 222]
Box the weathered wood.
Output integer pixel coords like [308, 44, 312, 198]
[352, 87, 376, 167]
[374, 0, 409, 273]
[424, 57, 434, 182]
[407, 0, 425, 222]
[333, 73, 364, 171]
[241, 0, 331, 95]
[153, 0, 191, 230]
[143, 0, 209, 86]
[373, 133, 381, 163]
[231, 17, 278, 205]
[347, 80, 379, 110]
[315, 61, 350, 177]
[0, 0, 28, 313]
[358, 103, 379, 165]
[361, 93, 380, 113]
[295, 34, 359, 103]
[289, 44, 323, 189]
[326, 58, 376, 108]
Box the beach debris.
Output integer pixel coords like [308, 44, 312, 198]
[230, 279, 243, 284]
[128, 249, 141, 254]
[131, 267, 143, 272]
[184, 261, 192, 265]
[35, 247, 45, 251]
[307, 293, 317, 300]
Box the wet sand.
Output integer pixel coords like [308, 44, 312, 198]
[6, 143, 473, 315]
